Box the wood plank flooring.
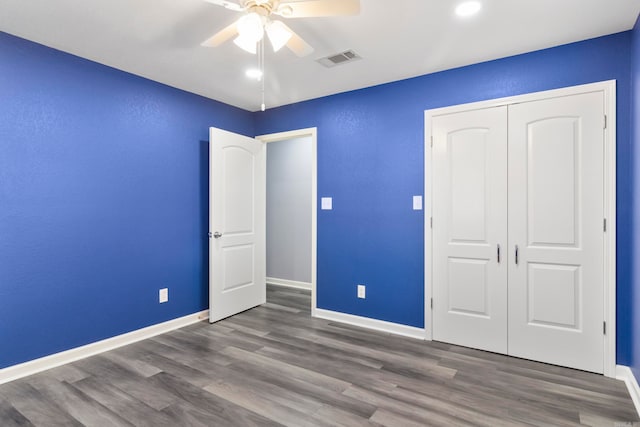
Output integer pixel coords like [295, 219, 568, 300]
[1, 285, 637, 426]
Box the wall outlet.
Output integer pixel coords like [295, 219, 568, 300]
[357, 284, 366, 299]
[159, 288, 168, 303]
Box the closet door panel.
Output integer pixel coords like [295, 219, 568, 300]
[507, 92, 604, 373]
[432, 106, 508, 354]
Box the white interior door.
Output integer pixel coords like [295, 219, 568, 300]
[209, 127, 266, 323]
[508, 92, 605, 373]
[432, 106, 508, 354]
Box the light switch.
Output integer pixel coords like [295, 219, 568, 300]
[413, 195, 423, 210]
[321, 197, 333, 210]
[159, 288, 168, 303]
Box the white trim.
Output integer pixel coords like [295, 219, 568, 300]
[315, 308, 427, 340]
[267, 277, 312, 290]
[0, 310, 209, 385]
[424, 112, 433, 341]
[424, 80, 617, 377]
[257, 127, 318, 317]
[616, 365, 640, 417]
[603, 81, 617, 378]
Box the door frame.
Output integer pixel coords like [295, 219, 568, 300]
[424, 80, 617, 377]
[256, 127, 318, 316]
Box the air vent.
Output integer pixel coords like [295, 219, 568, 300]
[317, 50, 362, 68]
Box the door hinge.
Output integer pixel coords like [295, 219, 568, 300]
[430, 136, 433, 148]
[603, 321, 606, 335]
[431, 298, 433, 309]
[604, 115, 607, 129]
[430, 217, 433, 229]
[208, 231, 212, 238]
[603, 218, 607, 232]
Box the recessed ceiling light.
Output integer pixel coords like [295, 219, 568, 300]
[245, 68, 263, 80]
[455, 1, 482, 17]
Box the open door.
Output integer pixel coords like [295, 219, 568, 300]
[209, 127, 266, 323]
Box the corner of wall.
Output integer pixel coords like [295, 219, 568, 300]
[631, 10, 640, 389]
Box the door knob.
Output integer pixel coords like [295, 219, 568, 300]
[213, 231, 223, 239]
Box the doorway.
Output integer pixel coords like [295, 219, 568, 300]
[257, 128, 318, 315]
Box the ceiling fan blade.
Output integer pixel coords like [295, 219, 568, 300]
[275, 0, 360, 18]
[287, 34, 314, 57]
[275, 22, 314, 57]
[203, 0, 244, 12]
[201, 21, 239, 47]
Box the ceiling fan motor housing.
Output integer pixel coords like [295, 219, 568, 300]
[243, 0, 278, 16]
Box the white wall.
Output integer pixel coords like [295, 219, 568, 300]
[266, 137, 312, 284]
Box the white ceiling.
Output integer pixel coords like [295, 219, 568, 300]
[1, 0, 639, 111]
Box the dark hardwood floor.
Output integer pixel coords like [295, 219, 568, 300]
[1, 285, 637, 426]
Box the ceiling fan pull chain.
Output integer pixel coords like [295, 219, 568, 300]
[261, 36, 266, 111]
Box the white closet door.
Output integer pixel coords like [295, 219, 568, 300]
[432, 106, 508, 354]
[507, 92, 605, 373]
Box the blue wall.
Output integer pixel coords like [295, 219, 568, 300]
[255, 32, 634, 364]
[631, 16, 640, 381]
[2, 27, 638, 370]
[0, 31, 254, 369]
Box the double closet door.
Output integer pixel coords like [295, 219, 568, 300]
[432, 91, 605, 373]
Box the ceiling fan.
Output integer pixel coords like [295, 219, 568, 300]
[201, 0, 361, 57]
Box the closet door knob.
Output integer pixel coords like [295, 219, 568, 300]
[515, 245, 519, 265]
[497, 244, 501, 263]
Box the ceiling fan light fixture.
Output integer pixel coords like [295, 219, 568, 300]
[265, 21, 293, 52]
[236, 12, 264, 42]
[234, 35, 258, 54]
[455, 1, 482, 17]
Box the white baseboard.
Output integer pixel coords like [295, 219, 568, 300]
[0, 310, 209, 385]
[267, 277, 312, 290]
[616, 365, 640, 417]
[314, 308, 426, 340]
